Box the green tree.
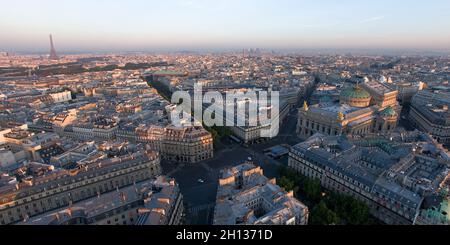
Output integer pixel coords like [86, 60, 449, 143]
[348, 201, 370, 225]
[278, 176, 299, 195]
[324, 193, 370, 225]
[310, 201, 340, 225]
[278, 166, 304, 184]
[304, 179, 322, 203]
[277, 166, 373, 225]
[339, 197, 370, 225]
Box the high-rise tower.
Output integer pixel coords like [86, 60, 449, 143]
[49, 34, 59, 60]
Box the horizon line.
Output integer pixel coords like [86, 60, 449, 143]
[4, 47, 450, 56]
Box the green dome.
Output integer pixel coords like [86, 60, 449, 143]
[381, 106, 397, 117]
[340, 86, 371, 99]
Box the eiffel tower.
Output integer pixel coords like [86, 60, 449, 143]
[49, 34, 59, 60]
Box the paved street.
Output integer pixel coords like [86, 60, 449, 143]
[162, 108, 303, 224]
[165, 145, 253, 225]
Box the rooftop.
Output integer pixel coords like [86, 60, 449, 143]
[363, 79, 397, 96]
[19, 176, 179, 225]
[0, 151, 160, 208]
[340, 85, 371, 99]
[291, 134, 450, 215]
[214, 163, 308, 225]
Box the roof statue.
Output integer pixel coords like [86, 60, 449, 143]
[338, 111, 345, 121]
[303, 101, 309, 112]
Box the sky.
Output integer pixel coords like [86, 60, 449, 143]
[1, 0, 450, 53]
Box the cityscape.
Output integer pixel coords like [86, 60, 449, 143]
[0, 0, 449, 229]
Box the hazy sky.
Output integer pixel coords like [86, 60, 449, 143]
[1, 0, 450, 52]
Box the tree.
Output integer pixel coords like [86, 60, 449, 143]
[339, 197, 370, 225]
[278, 166, 304, 184]
[304, 179, 322, 203]
[325, 193, 370, 225]
[310, 201, 340, 225]
[277, 166, 373, 225]
[278, 176, 299, 195]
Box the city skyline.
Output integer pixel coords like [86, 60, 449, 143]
[1, 20, 450, 228]
[1, 0, 450, 53]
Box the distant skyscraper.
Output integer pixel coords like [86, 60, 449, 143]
[49, 34, 58, 60]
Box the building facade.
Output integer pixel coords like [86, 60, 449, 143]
[230, 99, 290, 144]
[288, 134, 450, 225]
[19, 176, 183, 225]
[0, 150, 161, 225]
[61, 117, 119, 142]
[213, 163, 309, 225]
[297, 79, 401, 139]
[134, 126, 214, 164]
[409, 90, 450, 146]
[49, 90, 72, 104]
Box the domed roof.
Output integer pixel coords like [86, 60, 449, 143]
[381, 106, 397, 117]
[340, 85, 371, 99]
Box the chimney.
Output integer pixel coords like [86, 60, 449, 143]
[120, 192, 127, 203]
[152, 208, 166, 216]
[138, 208, 151, 215]
[158, 198, 170, 205]
[287, 191, 294, 198]
[269, 178, 277, 185]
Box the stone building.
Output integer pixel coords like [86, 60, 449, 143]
[297, 79, 401, 139]
[61, 117, 119, 142]
[135, 125, 213, 163]
[230, 99, 290, 144]
[409, 90, 450, 146]
[19, 176, 183, 226]
[213, 163, 309, 225]
[288, 134, 450, 225]
[0, 150, 161, 225]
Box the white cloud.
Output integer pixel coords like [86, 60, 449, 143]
[361, 16, 385, 23]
